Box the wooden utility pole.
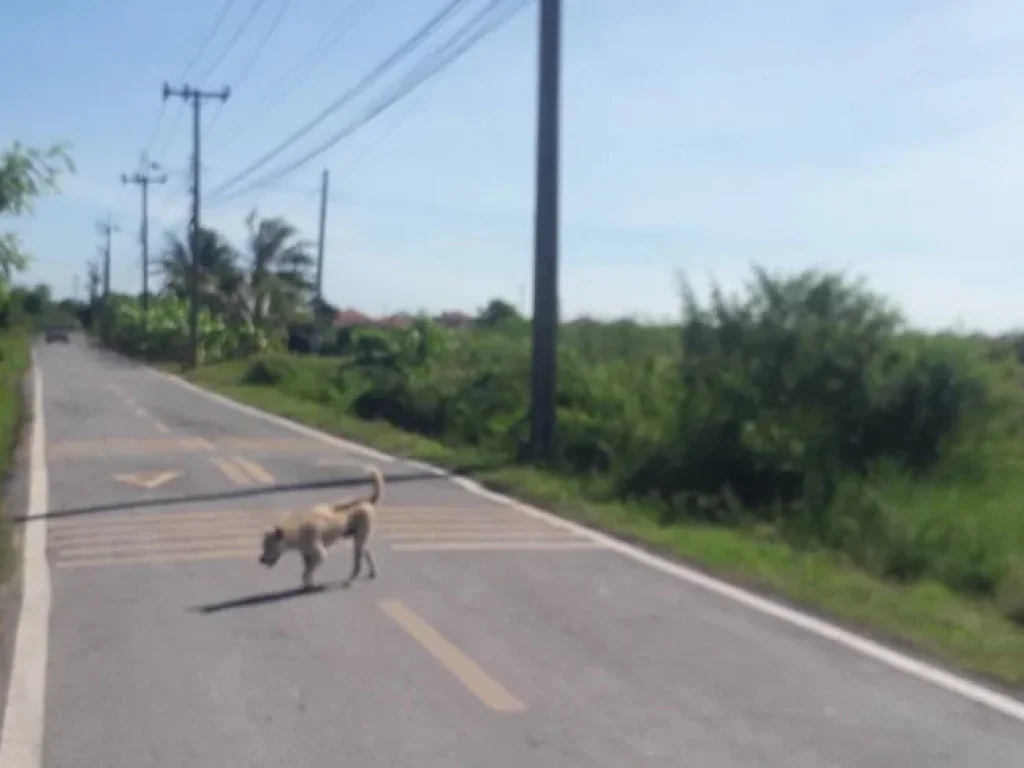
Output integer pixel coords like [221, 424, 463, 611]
[528, 0, 562, 461]
[161, 82, 230, 368]
[96, 214, 119, 347]
[313, 168, 329, 353]
[121, 152, 167, 344]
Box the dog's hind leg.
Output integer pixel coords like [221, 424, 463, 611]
[362, 546, 377, 580]
[341, 530, 367, 588]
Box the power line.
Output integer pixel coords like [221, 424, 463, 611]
[210, 0, 529, 206]
[213, 0, 375, 149]
[228, 0, 294, 91]
[205, 0, 293, 136]
[181, 0, 241, 80]
[206, 0, 474, 201]
[151, 104, 187, 164]
[195, 0, 270, 84]
[341, 0, 517, 173]
[148, 0, 240, 160]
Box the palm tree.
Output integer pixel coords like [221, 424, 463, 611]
[158, 226, 243, 318]
[242, 209, 315, 334]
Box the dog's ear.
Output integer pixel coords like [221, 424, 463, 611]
[272, 526, 284, 539]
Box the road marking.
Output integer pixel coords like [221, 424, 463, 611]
[153, 420, 171, 434]
[49, 513, 266, 534]
[385, 530, 590, 541]
[210, 456, 274, 486]
[379, 599, 524, 713]
[56, 537, 250, 558]
[56, 548, 254, 569]
[210, 456, 251, 485]
[155, 364, 1024, 722]
[50, 526, 259, 547]
[314, 457, 366, 467]
[112, 470, 182, 489]
[47, 437, 208, 458]
[151, 369, 393, 463]
[45, 504, 596, 568]
[232, 456, 275, 484]
[391, 541, 604, 552]
[0, 355, 50, 768]
[218, 437, 330, 453]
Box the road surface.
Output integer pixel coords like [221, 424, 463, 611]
[5, 339, 1024, 766]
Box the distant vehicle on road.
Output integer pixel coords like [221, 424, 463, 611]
[44, 326, 70, 343]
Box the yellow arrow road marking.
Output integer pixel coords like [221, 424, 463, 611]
[112, 470, 182, 489]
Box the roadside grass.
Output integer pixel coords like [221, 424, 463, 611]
[0, 332, 31, 585]
[171, 359, 1024, 691]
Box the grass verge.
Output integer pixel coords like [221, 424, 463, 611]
[174, 360, 1024, 691]
[0, 332, 31, 585]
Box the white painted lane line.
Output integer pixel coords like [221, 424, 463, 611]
[148, 368, 393, 464]
[0, 356, 51, 768]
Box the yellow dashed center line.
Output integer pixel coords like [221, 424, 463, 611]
[379, 599, 525, 713]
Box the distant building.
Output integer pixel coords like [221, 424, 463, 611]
[434, 310, 474, 329]
[332, 309, 373, 328]
[332, 307, 475, 331]
[379, 312, 414, 329]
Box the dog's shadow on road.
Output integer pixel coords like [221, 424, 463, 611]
[190, 582, 349, 614]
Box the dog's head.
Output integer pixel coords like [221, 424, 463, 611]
[258, 526, 285, 567]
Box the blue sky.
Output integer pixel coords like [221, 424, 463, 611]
[3, 0, 1024, 330]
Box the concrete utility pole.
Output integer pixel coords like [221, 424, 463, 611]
[96, 214, 120, 347]
[121, 152, 167, 344]
[161, 81, 230, 368]
[528, 0, 562, 462]
[313, 168, 329, 354]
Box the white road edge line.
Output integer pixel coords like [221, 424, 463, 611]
[149, 365, 1024, 723]
[146, 369, 393, 464]
[0, 355, 50, 768]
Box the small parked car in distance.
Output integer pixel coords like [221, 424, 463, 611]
[44, 325, 70, 344]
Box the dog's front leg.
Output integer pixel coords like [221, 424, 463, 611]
[363, 547, 377, 580]
[301, 543, 325, 589]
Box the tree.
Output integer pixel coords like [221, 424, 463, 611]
[476, 298, 522, 328]
[158, 227, 243, 318]
[241, 209, 315, 335]
[0, 141, 75, 281]
[20, 283, 52, 316]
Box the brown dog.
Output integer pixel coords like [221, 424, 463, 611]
[258, 466, 383, 589]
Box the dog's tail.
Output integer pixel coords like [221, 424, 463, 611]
[366, 466, 384, 505]
[331, 466, 384, 513]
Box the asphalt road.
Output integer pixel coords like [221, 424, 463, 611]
[12, 339, 1024, 766]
